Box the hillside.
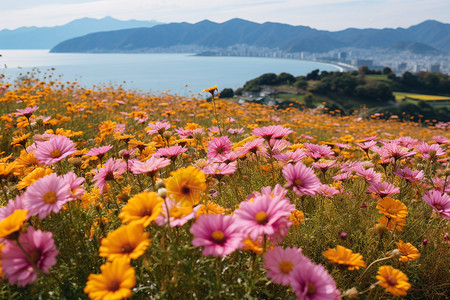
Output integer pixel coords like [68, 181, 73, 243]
[0, 17, 161, 49]
[50, 18, 450, 53]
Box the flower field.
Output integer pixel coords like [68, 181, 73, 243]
[0, 75, 449, 299]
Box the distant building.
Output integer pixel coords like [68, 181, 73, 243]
[338, 52, 347, 60]
[356, 59, 373, 68]
[430, 64, 440, 72]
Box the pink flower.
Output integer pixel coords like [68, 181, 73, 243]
[129, 157, 171, 176]
[155, 197, 199, 227]
[264, 246, 307, 286]
[147, 122, 170, 135]
[290, 260, 341, 300]
[433, 136, 450, 144]
[366, 181, 400, 198]
[207, 136, 233, 162]
[85, 145, 113, 159]
[416, 142, 445, 160]
[312, 160, 337, 172]
[228, 127, 245, 134]
[423, 190, 450, 219]
[237, 138, 266, 156]
[15, 106, 39, 118]
[274, 149, 306, 164]
[304, 143, 335, 160]
[356, 140, 377, 151]
[190, 214, 242, 257]
[318, 184, 340, 197]
[1, 227, 58, 287]
[381, 142, 416, 161]
[395, 136, 419, 148]
[62, 172, 86, 200]
[34, 135, 77, 166]
[93, 158, 127, 193]
[24, 173, 71, 219]
[0, 194, 28, 221]
[232, 193, 294, 240]
[252, 125, 293, 140]
[354, 166, 382, 183]
[203, 161, 237, 179]
[283, 162, 321, 196]
[393, 167, 424, 183]
[175, 128, 193, 139]
[153, 145, 188, 161]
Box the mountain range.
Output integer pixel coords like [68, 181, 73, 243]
[50, 18, 450, 54]
[0, 17, 161, 49]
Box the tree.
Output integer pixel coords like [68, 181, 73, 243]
[382, 67, 392, 75]
[304, 93, 314, 107]
[219, 88, 234, 98]
[294, 79, 308, 90]
[306, 69, 320, 81]
[276, 73, 295, 85]
[359, 65, 369, 75]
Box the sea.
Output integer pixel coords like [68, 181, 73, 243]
[0, 50, 341, 95]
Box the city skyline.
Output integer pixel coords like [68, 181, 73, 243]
[1, 0, 449, 31]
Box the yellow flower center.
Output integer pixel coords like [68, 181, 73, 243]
[43, 191, 57, 204]
[294, 179, 303, 186]
[386, 275, 398, 287]
[214, 169, 223, 173]
[50, 149, 62, 158]
[306, 281, 316, 295]
[435, 204, 442, 210]
[211, 230, 226, 244]
[279, 261, 293, 274]
[255, 211, 268, 225]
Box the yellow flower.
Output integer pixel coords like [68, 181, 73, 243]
[119, 192, 163, 227]
[99, 223, 151, 261]
[14, 150, 39, 172]
[377, 197, 408, 232]
[81, 188, 101, 209]
[376, 265, 411, 297]
[196, 201, 227, 216]
[322, 245, 366, 270]
[17, 167, 53, 190]
[289, 210, 305, 226]
[84, 257, 136, 300]
[0, 162, 16, 180]
[202, 85, 218, 94]
[166, 166, 206, 207]
[396, 241, 420, 263]
[0, 209, 28, 239]
[10, 133, 30, 148]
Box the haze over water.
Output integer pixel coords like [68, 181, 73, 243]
[0, 50, 340, 95]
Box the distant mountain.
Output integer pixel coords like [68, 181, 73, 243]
[0, 17, 161, 49]
[50, 18, 450, 54]
[386, 41, 442, 55]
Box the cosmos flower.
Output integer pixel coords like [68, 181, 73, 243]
[355, 166, 382, 183]
[153, 145, 188, 161]
[376, 266, 411, 297]
[99, 223, 151, 261]
[1, 227, 58, 287]
[252, 125, 293, 140]
[165, 166, 206, 207]
[85, 145, 114, 159]
[15, 106, 39, 118]
[207, 136, 233, 162]
[303, 143, 335, 160]
[203, 161, 237, 179]
[62, 172, 86, 200]
[263, 246, 307, 285]
[366, 181, 400, 198]
[289, 259, 341, 300]
[155, 197, 199, 227]
[273, 149, 306, 164]
[119, 192, 163, 227]
[129, 157, 171, 176]
[34, 135, 77, 166]
[147, 121, 171, 135]
[0, 194, 28, 221]
[322, 245, 366, 270]
[24, 173, 71, 219]
[232, 193, 294, 240]
[393, 166, 424, 183]
[395, 240, 420, 263]
[416, 142, 446, 159]
[422, 189, 450, 219]
[190, 214, 242, 257]
[282, 162, 321, 196]
[93, 158, 127, 193]
[84, 257, 136, 300]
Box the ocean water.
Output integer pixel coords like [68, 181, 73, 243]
[0, 50, 340, 95]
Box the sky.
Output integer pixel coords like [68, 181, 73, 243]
[0, 0, 449, 31]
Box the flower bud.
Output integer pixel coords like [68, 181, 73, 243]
[163, 131, 172, 139]
[158, 188, 167, 199]
[391, 249, 401, 259]
[422, 239, 428, 246]
[340, 232, 348, 240]
[375, 223, 386, 236]
[155, 179, 165, 190]
[342, 287, 359, 299]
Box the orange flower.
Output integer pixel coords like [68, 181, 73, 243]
[376, 265, 411, 297]
[396, 241, 420, 263]
[322, 245, 366, 270]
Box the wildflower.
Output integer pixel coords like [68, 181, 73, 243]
[376, 265, 411, 297]
[165, 166, 206, 207]
[147, 121, 170, 135]
[381, 142, 416, 161]
[0, 162, 16, 180]
[416, 142, 445, 159]
[10, 133, 30, 148]
[273, 148, 306, 164]
[196, 201, 227, 215]
[207, 136, 233, 162]
[99, 223, 151, 261]
[422, 189, 450, 219]
[0, 209, 28, 239]
[366, 182, 400, 198]
[24, 173, 71, 219]
[155, 197, 198, 227]
[17, 167, 53, 190]
[318, 184, 340, 197]
[232, 193, 294, 240]
[153, 145, 187, 161]
[290, 260, 341, 300]
[289, 210, 305, 226]
[322, 245, 366, 270]
[34, 135, 77, 166]
[395, 241, 420, 263]
[62, 172, 86, 200]
[129, 156, 171, 176]
[303, 143, 335, 160]
[263, 246, 307, 285]
[85, 145, 113, 159]
[119, 192, 163, 227]
[84, 257, 135, 300]
[1, 227, 58, 287]
[252, 125, 293, 140]
[203, 161, 237, 180]
[376, 197, 408, 232]
[0, 195, 27, 221]
[202, 85, 219, 97]
[355, 166, 382, 183]
[190, 214, 242, 257]
[282, 162, 321, 196]
[393, 166, 424, 183]
[93, 158, 127, 193]
[15, 106, 39, 118]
